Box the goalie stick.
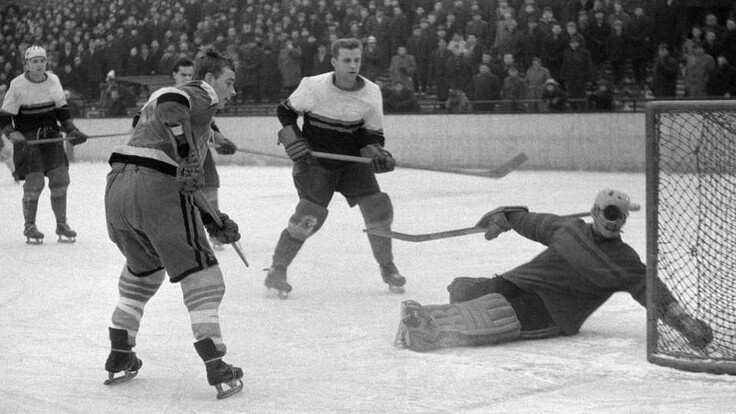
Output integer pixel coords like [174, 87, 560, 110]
[365, 204, 641, 242]
[233, 147, 528, 179]
[27, 130, 133, 145]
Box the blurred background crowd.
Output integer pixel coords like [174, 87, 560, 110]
[1, 0, 735, 115]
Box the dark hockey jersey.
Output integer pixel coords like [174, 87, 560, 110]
[500, 211, 673, 335]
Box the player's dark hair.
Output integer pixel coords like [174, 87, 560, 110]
[330, 38, 362, 59]
[193, 48, 234, 80]
[172, 57, 193, 74]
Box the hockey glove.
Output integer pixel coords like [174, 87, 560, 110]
[360, 143, 396, 173]
[278, 125, 314, 162]
[474, 206, 528, 240]
[203, 212, 241, 244]
[215, 137, 237, 155]
[663, 302, 714, 349]
[176, 155, 204, 194]
[61, 120, 88, 145]
[68, 129, 88, 146]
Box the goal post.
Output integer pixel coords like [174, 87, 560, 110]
[646, 100, 736, 375]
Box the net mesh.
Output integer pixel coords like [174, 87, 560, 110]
[650, 107, 736, 373]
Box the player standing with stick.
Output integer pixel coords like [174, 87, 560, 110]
[103, 49, 243, 399]
[0, 46, 88, 243]
[265, 37, 405, 298]
[395, 190, 714, 353]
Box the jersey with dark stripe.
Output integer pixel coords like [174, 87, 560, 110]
[110, 80, 219, 173]
[283, 72, 385, 158]
[0, 72, 67, 133]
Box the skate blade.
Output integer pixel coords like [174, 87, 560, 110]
[215, 379, 243, 399]
[57, 237, 76, 243]
[25, 238, 43, 245]
[389, 285, 405, 294]
[103, 370, 138, 385]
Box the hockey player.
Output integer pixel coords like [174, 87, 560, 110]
[103, 49, 243, 399]
[0, 46, 88, 243]
[266, 37, 404, 298]
[144, 58, 238, 250]
[396, 189, 714, 354]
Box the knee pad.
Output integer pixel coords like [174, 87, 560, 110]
[47, 166, 70, 197]
[111, 267, 165, 343]
[286, 199, 329, 241]
[358, 192, 393, 229]
[180, 266, 226, 347]
[396, 294, 521, 352]
[22, 172, 45, 199]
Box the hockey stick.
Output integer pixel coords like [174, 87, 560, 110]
[365, 204, 641, 242]
[234, 147, 527, 179]
[192, 191, 250, 267]
[26, 130, 132, 145]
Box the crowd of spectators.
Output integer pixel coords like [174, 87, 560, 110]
[2, 0, 736, 115]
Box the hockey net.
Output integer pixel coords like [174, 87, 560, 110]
[646, 101, 736, 375]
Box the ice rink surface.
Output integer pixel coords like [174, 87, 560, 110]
[1, 162, 735, 414]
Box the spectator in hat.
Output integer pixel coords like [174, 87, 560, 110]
[684, 40, 715, 97]
[362, 36, 387, 81]
[542, 78, 566, 112]
[501, 64, 527, 112]
[560, 35, 593, 110]
[525, 57, 551, 111]
[651, 43, 679, 98]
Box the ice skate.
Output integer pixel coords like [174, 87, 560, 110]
[104, 328, 142, 385]
[56, 222, 76, 243]
[23, 224, 44, 245]
[194, 338, 244, 400]
[264, 265, 292, 299]
[381, 262, 406, 294]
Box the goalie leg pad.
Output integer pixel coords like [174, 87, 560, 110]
[286, 199, 329, 241]
[358, 192, 394, 264]
[396, 293, 521, 352]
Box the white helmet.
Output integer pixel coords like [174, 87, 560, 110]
[25, 45, 47, 61]
[591, 189, 630, 238]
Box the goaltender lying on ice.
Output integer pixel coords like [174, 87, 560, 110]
[394, 189, 714, 354]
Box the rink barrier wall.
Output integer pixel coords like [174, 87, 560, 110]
[72, 113, 646, 172]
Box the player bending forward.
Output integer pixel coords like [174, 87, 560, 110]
[0, 46, 88, 243]
[395, 189, 714, 353]
[265, 37, 404, 298]
[103, 49, 243, 399]
[133, 58, 238, 251]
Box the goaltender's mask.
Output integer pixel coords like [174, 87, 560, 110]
[591, 189, 630, 238]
